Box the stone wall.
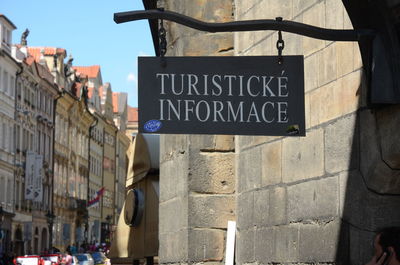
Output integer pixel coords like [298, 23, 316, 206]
[157, 0, 400, 264]
[158, 1, 236, 265]
[234, 0, 400, 264]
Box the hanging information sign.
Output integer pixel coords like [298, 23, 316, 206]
[138, 56, 305, 136]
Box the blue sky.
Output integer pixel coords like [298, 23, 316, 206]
[1, 0, 155, 107]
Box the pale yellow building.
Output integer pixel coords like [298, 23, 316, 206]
[74, 65, 104, 244]
[112, 92, 130, 225]
[99, 83, 117, 243]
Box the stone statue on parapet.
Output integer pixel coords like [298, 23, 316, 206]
[21, 28, 30, 46]
[65, 54, 74, 77]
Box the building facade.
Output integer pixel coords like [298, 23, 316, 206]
[137, 0, 400, 265]
[0, 14, 18, 257]
[126, 106, 138, 140]
[73, 65, 104, 245]
[0, 14, 131, 254]
[112, 92, 129, 225]
[88, 112, 104, 245]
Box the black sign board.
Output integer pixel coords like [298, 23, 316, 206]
[138, 56, 305, 136]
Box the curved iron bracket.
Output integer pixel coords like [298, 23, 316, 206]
[114, 9, 375, 41]
[114, 9, 400, 105]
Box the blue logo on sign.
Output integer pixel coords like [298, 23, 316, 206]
[144, 120, 162, 132]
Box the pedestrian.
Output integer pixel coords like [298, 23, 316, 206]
[63, 251, 73, 265]
[365, 227, 400, 265]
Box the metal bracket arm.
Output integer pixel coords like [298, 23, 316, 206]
[114, 9, 375, 41]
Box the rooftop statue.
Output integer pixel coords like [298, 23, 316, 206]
[20, 28, 29, 46]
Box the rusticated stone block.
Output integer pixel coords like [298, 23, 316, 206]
[336, 42, 354, 78]
[159, 198, 188, 234]
[304, 52, 318, 93]
[236, 229, 255, 264]
[326, 0, 345, 30]
[288, 176, 338, 222]
[234, 1, 256, 19]
[254, 189, 269, 227]
[238, 148, 262, 192]
[188, 228, 225, 262]
[237, 191, 254, 230]
[338, 70, 362, 116]
[269, 186, 287, 225]
[282, 128, 324, 183]
[261, 140, 282, 186]
[254, 227, 275, 262]
[160, 155, 189, 202]
[299, 219, 341, 262]
[159, 230, 188, 262]
[303, 1, 326, 56]
[318, 44, 337, 87]
[256, 0, 293, 21]
[179, 33, 233, 57]
[309, 70, 361, 127]
[293, 0, 320, 17]
[309, 80, 339, 127]
[188, 194, 235, 228]
[160, 135, 188, 163]
[275, 225, 300, 262]
[189, 153, 235, 194]
[325, 114, 358, 174]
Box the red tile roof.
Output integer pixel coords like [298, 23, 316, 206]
[112, 92, 119, 113]
[72, 65, 100, 79]
[27, 47, 66, 62]
[127, 106, 138, 122]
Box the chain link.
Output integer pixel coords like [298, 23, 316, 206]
[276, 17, 285, 64]
[159, 19, 167, 57]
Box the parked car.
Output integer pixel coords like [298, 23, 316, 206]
[89, 252, 109, 265]
[14, 256, 43, 265]
[71, 256, 80, 265]
[72, 254, 94, 265]
[40, 254, 63, 265]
